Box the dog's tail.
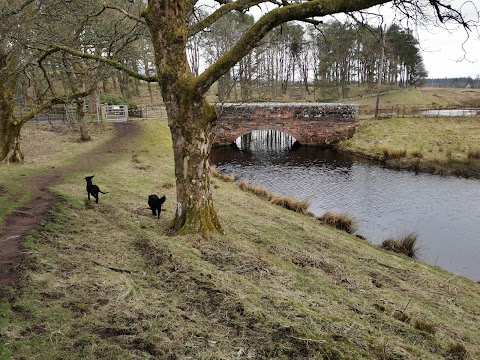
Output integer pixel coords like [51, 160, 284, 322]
[99, 190, 109, 194]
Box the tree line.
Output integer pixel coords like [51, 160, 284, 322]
[194, 14, 427, 102]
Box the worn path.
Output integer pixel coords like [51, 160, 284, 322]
[0, 123, 140, 291]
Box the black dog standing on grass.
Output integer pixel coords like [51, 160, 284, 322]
[85, 175, 108, 203]
[148, 194, 166, 219]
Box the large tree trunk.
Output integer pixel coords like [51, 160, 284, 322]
[0, 114, 24, 163]
[76, 99, 91, 142]
[144, 0, 223, 235]
[169, 101, 223, 235]
[0, 49, 24, 163]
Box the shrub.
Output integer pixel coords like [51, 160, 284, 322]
[381, 232, 419, 258]
[100, 92, 137, 109]
[318, 212, 358, 234]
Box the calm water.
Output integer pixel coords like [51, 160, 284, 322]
[210, 130, 480, 281]
[418, 108, 480, 116]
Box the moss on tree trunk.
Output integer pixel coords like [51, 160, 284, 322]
[0, 55, 23, 163]
[144, 1, 224, 235]
[0, 117, 24, 163]
[169, 103, 223, 235]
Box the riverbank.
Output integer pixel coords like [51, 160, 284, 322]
[1, 121, 479, 359]
[338, 117, 480, 179]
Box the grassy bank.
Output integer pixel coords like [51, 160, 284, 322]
[338, 117, 480, 178]
[1, 121, 479, 359]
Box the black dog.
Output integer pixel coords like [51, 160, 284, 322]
[148, 194, 166, 219]
[85, 175, 108, 203]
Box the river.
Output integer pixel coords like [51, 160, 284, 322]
[210, 130, 480, 281]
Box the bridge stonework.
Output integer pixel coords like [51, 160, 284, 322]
[213, 103, 357, 146]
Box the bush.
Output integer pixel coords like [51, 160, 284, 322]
[318, 212, 358, 234]
[100, 92, 137, 109]
[381, 232, 419, 258]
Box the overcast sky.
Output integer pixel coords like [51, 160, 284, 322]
[386, 0, 480, 79]
[417, 24, 480, 79]
[241, 0, 480, 79]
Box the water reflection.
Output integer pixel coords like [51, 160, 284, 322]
[418, 108, 480, 116]
[236, 129, 297, 151]
[210, 129, 480, 281]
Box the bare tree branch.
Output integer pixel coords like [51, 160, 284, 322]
[97, 4, 147, 25]
[188, 0, 268, 37]
[39, 45, 158, 82]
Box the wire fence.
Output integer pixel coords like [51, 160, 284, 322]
[21, 105, 168, 125]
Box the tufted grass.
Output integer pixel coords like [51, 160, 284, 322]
[381, 232, 419, 259]
[317, 211, 358, 234]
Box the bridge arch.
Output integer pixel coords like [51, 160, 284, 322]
[233, 128, 299, 150]
[232, 127, 300, 146]
[213, 103, 357, 146]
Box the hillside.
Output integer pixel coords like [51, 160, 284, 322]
[0, 121, 479, 359]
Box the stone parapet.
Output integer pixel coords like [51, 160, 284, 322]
[213, 103, 357, 146]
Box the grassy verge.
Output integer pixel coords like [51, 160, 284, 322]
[1, 120, 479, 359]
[0, 123, 115, 226]
[0, 182, 32, 225]
[338, 117, 480, 178]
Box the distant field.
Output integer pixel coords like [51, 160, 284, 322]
[349, 87, 480, 116]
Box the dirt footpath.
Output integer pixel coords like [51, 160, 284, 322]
[0, 123, 140, 290]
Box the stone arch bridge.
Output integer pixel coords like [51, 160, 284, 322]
[213, 103, 357, 146]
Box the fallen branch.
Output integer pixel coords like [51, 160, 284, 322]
[93, 260, 132, 274]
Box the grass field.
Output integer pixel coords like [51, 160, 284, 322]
[338, 116, 480, 178]
[1, 120, 479, 359]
